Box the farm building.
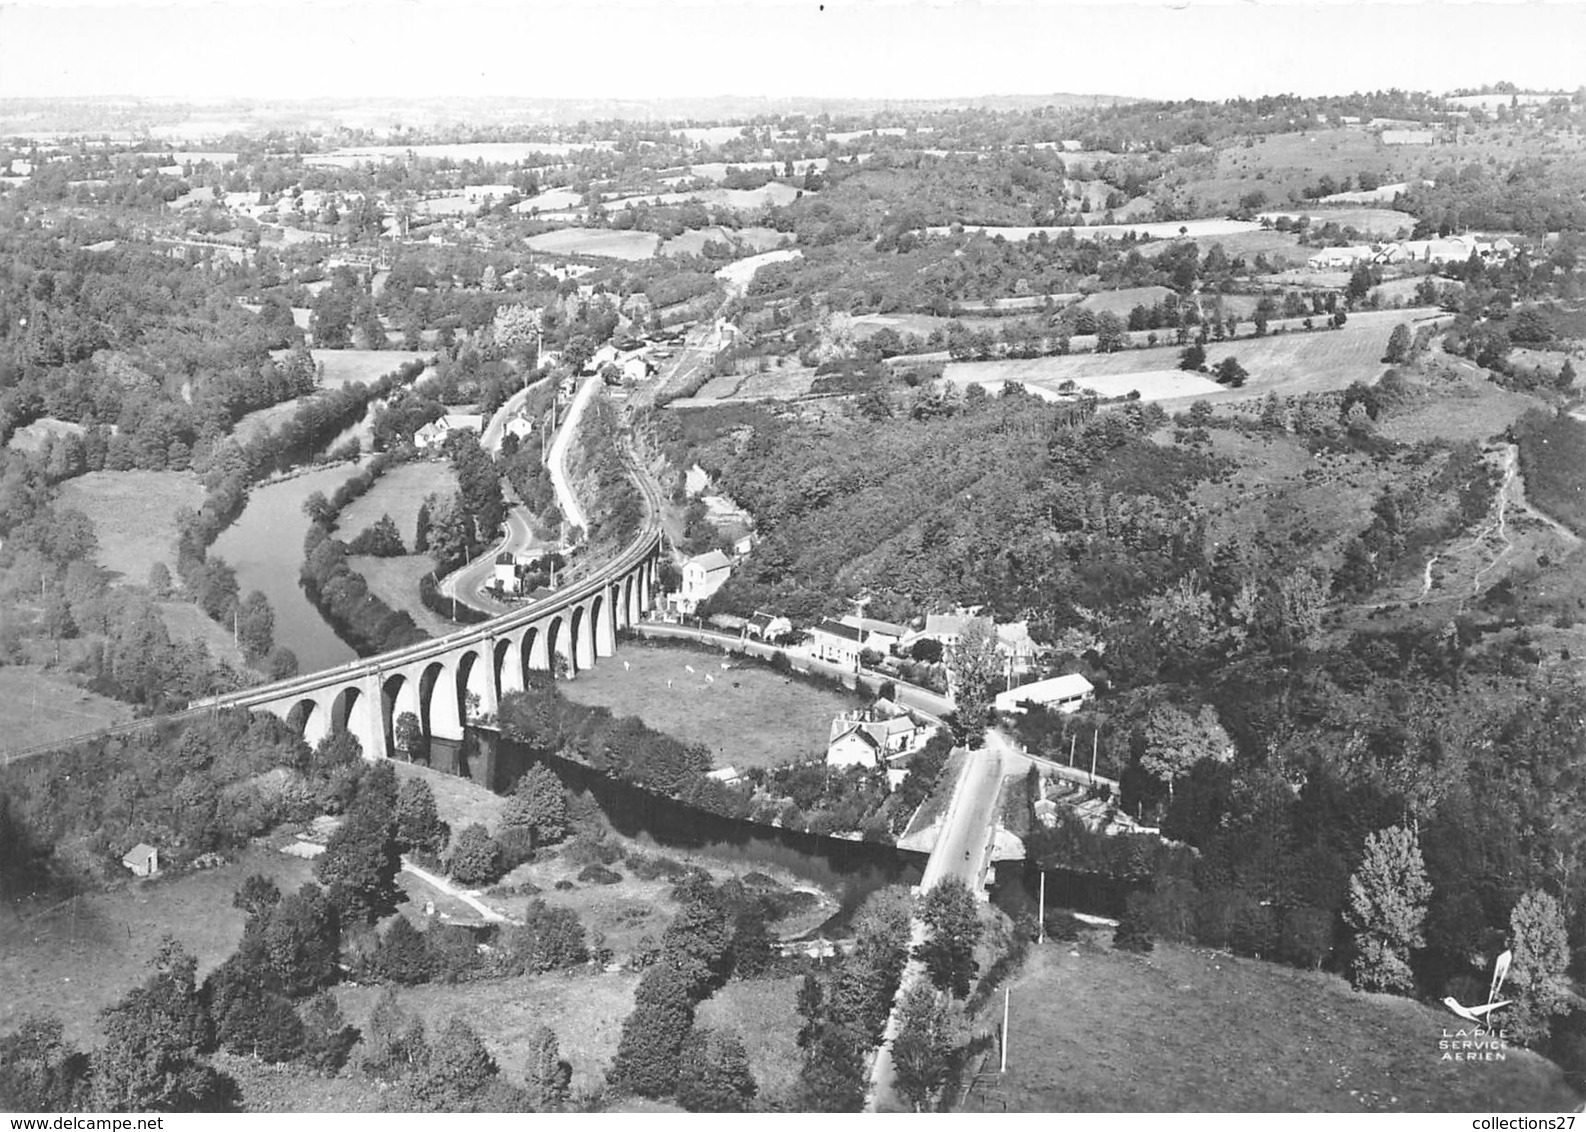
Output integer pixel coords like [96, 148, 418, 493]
[839, 615, 909, 653]
[121, 843, 160, 877]
[995, 673, 1096, 715]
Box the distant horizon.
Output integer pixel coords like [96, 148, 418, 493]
[3, 1, 1585, 107]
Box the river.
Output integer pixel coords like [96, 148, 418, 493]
[210, 461, 369, 673]
[467, 732, 928, 936]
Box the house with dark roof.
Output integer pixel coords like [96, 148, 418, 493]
[809, 618, 866, 668]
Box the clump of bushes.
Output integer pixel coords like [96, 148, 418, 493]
[578, 864, 623, 885]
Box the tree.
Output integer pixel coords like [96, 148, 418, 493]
[606, 963, 696, 1098]
[394, 777, 447, 856]
[447, 823, 502, 887]
[359, 989, 428, 1080]
[793, 1024, 868, 1112]
[374, 914, 433, 984]
[524, 1026, 571, 1112]
[891, 983, 962, 1112]
[235, 590, 274, 661]
[501, 763, 569, 845]
[413, 497, 432, 552]
[916, 877, 982, 998]
[1113, 892, 1156, 953]
[393, 711, 426, 763]
[147, 561, 172, 598]
[1383, 322, 1413, 363]
[407, 1017, 498, 1111]
[1558, 358, 1577, 392]
[1506, 889, 1571, 1047]
[1344, 824, 1431, 994]
[1094, 311, 1127, 354]
[1178, 343, 1206, 371]
[91, 940, 235, 1112]
[0, 1016, 91, 1111]
[302, 491, 335, 526]
[1141, 703, 1232, 801]
[315, 793, 403, 924]
[506, 899, 589, 973]
[946, 617, 1002, 741]
[675, 1028, 758, 1112]
[298, 992, 359, 1074]
[1213, 357, 1248, 388]
[267, 646, 299, 680]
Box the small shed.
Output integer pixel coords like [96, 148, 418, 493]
[122, 843, 160, 877]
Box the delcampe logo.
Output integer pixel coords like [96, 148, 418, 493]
[1443, 948, 1512, 1024]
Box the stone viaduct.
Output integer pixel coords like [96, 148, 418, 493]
[191, 475, 663, 762]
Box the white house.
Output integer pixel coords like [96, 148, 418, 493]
[493, 553, 519, 593]
[745, 610, 793, 642]
[1307, 246, 1376, 270]
[414, 413, 484, 451]
[676, 549, 733, 614]
[826, 704, 937, 768]
[995, 673, 1095, 715]
[122, 843, 160, 877]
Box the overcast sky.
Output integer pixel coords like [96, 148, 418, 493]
[2, 0, 1585, 104]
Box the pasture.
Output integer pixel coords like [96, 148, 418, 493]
[1258, 208, 1415, 237]
[943, 311, 1433, 404]
[716, 248, 802, 293]
[158, 600, 249, 669]
[288, 348, 432, 390]
[58, 469, 205, 585]
[1078, 285, 1175, 316]
[334, 459, 458, 547]
[0, 846, 315, 1048]
[346, 554, 456, 638]
[525, 228, 661, 261]
[659, 225, 786, 258]
[0, 666, 133, 757]
[929, 219, 1261, 242]
[961, 938, 1578, 1113]
[556, 638, 857, 770]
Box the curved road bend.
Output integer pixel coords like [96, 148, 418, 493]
[546, 374, 601, 534]
[868, 730, 1010, 1112]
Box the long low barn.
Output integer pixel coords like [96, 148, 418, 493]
[995, 673, 1095, 715]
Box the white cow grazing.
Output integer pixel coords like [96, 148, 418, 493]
[705, 673, 715, 683]
[685, 664, 695, 674]
[623, 660, 631, 671]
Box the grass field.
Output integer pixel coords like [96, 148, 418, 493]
[1258, 207, 1416, 237]
[943, 310, 1437, 405]
[334, 460, 458, 547]
[526, 229, 661, 260]
[0, 666, 134, 756]
[0, 846, 315, 1048]
[287, 349, 432, 389]
[1078, 285, 1175, 316]
[157, 600, 250, 669]
[58, 469, 205, 585]
[557, 639, 856, 770]
[334, 970, 639, 1100]
[929, 219, 1261, 242]
[346, 554, 456, 638]
[659, 225, 786, 258]
[961, 937, 1578, 1113]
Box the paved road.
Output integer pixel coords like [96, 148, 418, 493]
[438, 505, 535, 614]
[547, 374, 601, 533]
[869, 730, 1009, 1112]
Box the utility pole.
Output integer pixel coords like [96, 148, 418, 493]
[1091, 729, 1099, 784]
[1068, 733, 1076, 767]
[1000, 987, 1011, 1072]
[1038, 870, 1046, 945]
